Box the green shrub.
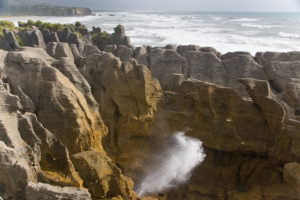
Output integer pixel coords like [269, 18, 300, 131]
[116, 24, 123, 29]
[0, 20, 15, 29]
[75, 31, 83, 39]
[35, 20, 43, 27]
[52, 23, 65, 31]
[27, 19, 35, 26]
[0, 20, 15, 39]
[18, 21, 26, 27]
[75, 21, 82, 28]
[0, 29, 4, 39]
[100, 31, 109, 40]
[16, 35, 24, 46]
[41, 22, 65, 31]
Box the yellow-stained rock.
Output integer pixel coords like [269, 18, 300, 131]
[71, 150, 138, 200]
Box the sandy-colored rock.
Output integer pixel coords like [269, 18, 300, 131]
[239, 78, 286, 132]
[81, 53, 162, 177]
[148, 47, 186, 90]
[18, 27, 46, 49]
[25, 182, 91, 200]
[181, 51, 226, 86]
[283, 163, 300, 197]
[4, 47, 107, 154]
[0, 30, 20, 51]
[82, 44, 101, 57]
[163, 80, 271, 153]
[47, 42, 74, 60]
[134, 46, 149, 66]
[72, 150, 137, 199]
[221, 52, 268, 96]
[0, 82, 36, 200]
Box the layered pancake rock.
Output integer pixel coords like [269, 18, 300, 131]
[0, 23, 300, 200]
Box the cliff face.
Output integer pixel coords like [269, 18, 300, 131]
[0, 0, 92, 16]
[1, 23, 300, 200]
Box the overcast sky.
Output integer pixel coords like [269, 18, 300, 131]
[32, 0, 300, 12]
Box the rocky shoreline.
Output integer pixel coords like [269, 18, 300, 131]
[0, 0, 92, 16]
[0, 21, 300, 200]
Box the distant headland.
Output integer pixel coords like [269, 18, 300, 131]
[0, 0, 92, 16]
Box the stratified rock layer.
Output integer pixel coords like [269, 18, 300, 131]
[1, 23, 300, 200]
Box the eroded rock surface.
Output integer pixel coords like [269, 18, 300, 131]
[1, 24, 300, 200]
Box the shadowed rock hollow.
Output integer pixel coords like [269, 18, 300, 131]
[1, 22, 300, 200]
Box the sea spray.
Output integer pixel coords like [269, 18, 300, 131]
[136, 131, 205, 197]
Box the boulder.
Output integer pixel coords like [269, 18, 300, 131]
[283, 163, 300, 197]
[148, 47, 186, 90]
[114, 45, 135, 61]
[181, 51, 226, 86]
[221, 52, 268, 96]
[18, 28, 46, 48]
[72, 150, 137, 199]
[82, 44, 101, 57]
[134, 46, 149, 66]
[4, 47, 107, 154]
[47, 42, 74, 60]
[239, 78, 286, 132]
[176, 45, 200, 55]
[0, 30, 20, 51]
[25, 182, 91, 200]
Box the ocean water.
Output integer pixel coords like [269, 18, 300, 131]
[2, 11, 300, 54]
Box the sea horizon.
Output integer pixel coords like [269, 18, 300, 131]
[1, 10, 300, 55]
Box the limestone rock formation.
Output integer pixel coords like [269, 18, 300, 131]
[1, 22, 300, 200]
[0, 29, 20, 51]
[72, 150, 137, 199]
[81, 53, 163, 178]
[18, 27, 47, 48]
[0, 47, 139, 200]
[92, 25, 131, 50]
[26, 182, 92, 200]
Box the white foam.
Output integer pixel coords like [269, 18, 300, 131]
[230, 17, 260, 22]
[240, 23, 279, 29]
[278, 32, 300, 39]
[135, 132, 205, 197]
[1, 12, 300, 55]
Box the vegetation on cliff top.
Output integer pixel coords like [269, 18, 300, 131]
[0, 20, 15, 39]
[0, 0, 92, 16]
[18, 20, 86, 32]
